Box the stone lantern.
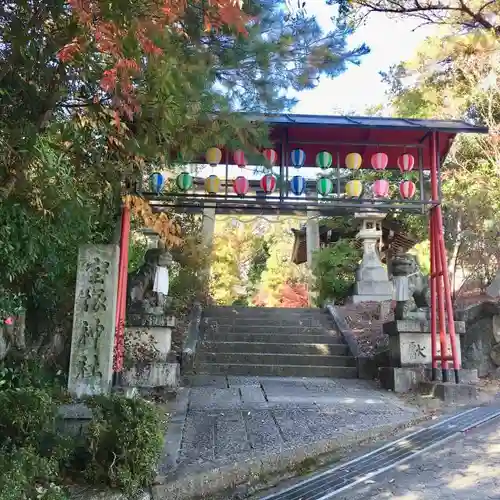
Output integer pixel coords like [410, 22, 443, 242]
[352, 210, 393, 303]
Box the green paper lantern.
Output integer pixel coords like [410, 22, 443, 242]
[317, 177, 333, 196]
[316, 151, 333, 169]
[176, 172, 193, 191]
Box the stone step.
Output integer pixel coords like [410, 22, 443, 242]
[206, 324, 330, 335]
[195, 363, 358, 378]
[204, 307, 322, 316]
[205, 317, 325, 328]
[199, 341, 349, 356]
[201, 332, 344, 344]
[197, 352, 356, 367]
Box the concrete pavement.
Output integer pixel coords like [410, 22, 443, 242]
[154, 376, 423, 499]
[340, 416, 500, 500]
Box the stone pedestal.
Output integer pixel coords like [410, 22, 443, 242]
[379, 319, 466, 393]
[120, 314, 180, 389]
[68, 245, 120, 397]
[352, 211, 392, 303]
[384, 319, 464, 368]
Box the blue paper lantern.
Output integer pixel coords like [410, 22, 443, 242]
[149, 172, 164, 194]
[290, 149, 306, 168]
[290, 175, 305, 195]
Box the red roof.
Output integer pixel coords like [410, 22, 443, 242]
[224, 114, 488, 171]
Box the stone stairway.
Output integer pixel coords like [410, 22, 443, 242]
[194, 306, 357, 378]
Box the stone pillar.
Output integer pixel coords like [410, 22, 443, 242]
[68, 245, 120, 397]
[202, 206, 216, 251]
[306, 201, 320, 305]
[352, 210, 393, 303]
[306, 211, 320, 268]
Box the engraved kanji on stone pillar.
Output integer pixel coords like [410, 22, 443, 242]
[68, 245, 119, 396]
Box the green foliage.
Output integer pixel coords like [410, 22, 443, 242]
[83, 395, 164, 495]
[0, 352, 67, 394]
[382, 27, 500, 289]
[169, 213, 210, 313]
[0, 447, 68, 500]
[128, 237, 148, 273]
[0, 289, 24, 320]
[312, 240, 361, 305]
[0, 388, 59, 449]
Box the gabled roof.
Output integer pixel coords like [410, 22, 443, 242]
[253, 113, 488, 134]
[238, 113, 488, 170]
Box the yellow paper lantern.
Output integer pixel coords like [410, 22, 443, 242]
[206, 147, 222, 166]
[345, 180, 363, 197]
[345, 152, 362, 170]
[204, 175, 220, 194]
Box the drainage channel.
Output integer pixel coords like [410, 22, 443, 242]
[259, 405, 500, 500]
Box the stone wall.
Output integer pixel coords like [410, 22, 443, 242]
[456, 301, 500, 377]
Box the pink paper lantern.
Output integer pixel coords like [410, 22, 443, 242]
[397, 153, 415, 173]
[400, 180, 416, 199]
[372, 179, 390, 198]
[371, 152, 388, 171]
[233, 150, 247, 168]
[233, 176, 249, 196]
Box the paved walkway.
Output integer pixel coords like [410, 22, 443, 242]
[159, 376, 421, 477]
[342, 417, 500, 500]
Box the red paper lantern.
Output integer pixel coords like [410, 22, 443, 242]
[233, 150, 247, 168]
[233, 176, 249, 196]
[263, 149, 278, 166]
[371, 152, 388, 171]
[400, 180, 416, 199]
[372, 179, 390, 198]
[397, 153, 415, 173]
[260, 174, 277, 194]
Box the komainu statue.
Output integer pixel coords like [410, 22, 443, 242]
[127, 248, 173, 315]
[391, 253, 430, 320]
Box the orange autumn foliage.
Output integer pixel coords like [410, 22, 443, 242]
[58, 0, 249, 119]
[123, 194, 183, 248]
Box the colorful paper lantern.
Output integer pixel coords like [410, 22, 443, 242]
[205, 175, 220, 194]
[290, 149, 306, 168]
[149, 172, 164, 194]
[372, 179, 390, 198]
[316, 151, 333, 169]
[176, 172, 193, 191]
[233, 149, 247, 168]
[233, 176, 249, 196]
[345, 180, 363, 197]
[400, 180, 416, 199]
[317, 177, 333, 196]
[345, 152, 362, 170]
[263, 149, 278, 166]
[397, 154, 415, 173]
[206, 147, 222, 166]
[290, 175, 305, 195]
[371, 152, 388, 171]
[260, 174, 277, 194]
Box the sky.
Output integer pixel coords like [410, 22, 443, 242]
[186, 9, 433, 181]
[291, 2, 434, 115]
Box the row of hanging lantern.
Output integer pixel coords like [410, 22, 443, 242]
[346, 179, 417, 199]
[148, 149, 417, 197]
[150, 171, 417, 199]
[206, 147, 416, 171]
[205, 147, 278, 168]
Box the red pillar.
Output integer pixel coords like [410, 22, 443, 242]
[114, 204, 131, 373]
[429, 211, 438, 379]
[429, 132, 460, 383]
